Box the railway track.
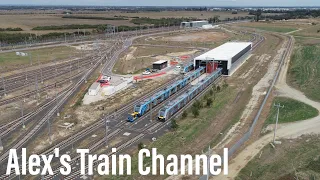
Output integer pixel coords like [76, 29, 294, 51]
[0, 24, 258, 179]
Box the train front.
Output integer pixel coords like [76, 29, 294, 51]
[158, 108, 167, 122]
[127, 105, 141, 122]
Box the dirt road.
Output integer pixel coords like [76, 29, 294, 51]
[214, 36, 320, 179]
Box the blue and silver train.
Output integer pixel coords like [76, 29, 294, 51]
[158, 68, 222, 121]
[128, 66, 205, 122]
[181, 62, 194, 74]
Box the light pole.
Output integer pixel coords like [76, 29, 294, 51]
[273, 103, 284, 144]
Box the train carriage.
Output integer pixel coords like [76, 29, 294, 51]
[158, 68, 222, 121]
[128, 67, 205, 122]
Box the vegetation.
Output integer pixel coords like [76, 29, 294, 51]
[288, 45, 320, 101]
[138, 142, 144, 150]
[0, 31, 90, 44]
[236, 136, 320, 180]
[171, 119, 179, 130]
[130, 17, 196, 26]
[265, 97, 318, 125]
[241, 25, 297, 33]
[32, 24, 108, 30]
[0, 27, 23, 31]
[181, 110, 188, 119]
[62, 15, 128, 20]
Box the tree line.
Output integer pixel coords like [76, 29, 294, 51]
[62, 15, 128, 21]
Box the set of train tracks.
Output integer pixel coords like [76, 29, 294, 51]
[0, 26, 183, 179]
[0, 24, 260, 179]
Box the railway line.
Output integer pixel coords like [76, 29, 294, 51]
[43, 30, 265, 180]
[0, 24, 263, 179]
[0, 25, 184, 179]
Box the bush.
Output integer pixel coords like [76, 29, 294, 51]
[192, 106, 200, 117]
[216, 85, 221, 92]
[206, 98, 213, 107]
[182, 111, 188, 119]
[171, 119, 179, 130]
[138, 142, 144, 150]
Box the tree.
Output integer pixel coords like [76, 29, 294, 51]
[206, 98, 213, 107]
[192, 106, 200, 117]
[216, 85, 221, 92]
[138, 142, 144, 150]
[209, 89, 214, 96]
[182, 111, 188, 119]
[171, 119, 179, 130]
[255, 9, 262, 22]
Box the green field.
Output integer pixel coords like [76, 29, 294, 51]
[236, 136, 320, 180]
[241, 25, 297, 33]
[265, 97, 318, 125]
[288, 45, 320, 102]
[0, 46, 78, 70]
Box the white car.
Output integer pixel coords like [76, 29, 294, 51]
[102, 75, 111, 81]
[142, 71, 151, 75]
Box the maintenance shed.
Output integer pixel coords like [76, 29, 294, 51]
[153, 60, 168, 70]
[194, 42, 252, 76]
[180, 20, 209, 28]
[88, 82, 101, 96]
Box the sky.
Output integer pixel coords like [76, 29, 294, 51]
[1, 0, 320, 7]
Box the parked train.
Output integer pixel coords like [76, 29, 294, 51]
[127, 66, 205, 122]
[158, 68, 222, 121]
[181, 62, 194, 74]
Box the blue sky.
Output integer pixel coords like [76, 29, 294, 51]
[1, 0, 320, 6]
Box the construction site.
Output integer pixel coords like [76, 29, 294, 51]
[0, 5, 319, 180]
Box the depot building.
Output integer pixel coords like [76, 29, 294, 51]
[194, 42, 252, 76]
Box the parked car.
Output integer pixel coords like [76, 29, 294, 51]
[142, 71, 151, 75]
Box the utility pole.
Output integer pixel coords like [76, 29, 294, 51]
[150, 102, 153, 122]
[1, 75, 6, 96]
[273, 103, 284, 144]
[21, 100, 25, 128]
[206, 146, 212, 180]
[105, 116, 109, 148]
[47, 118, 52, 144]
[54, 59, 60, 117]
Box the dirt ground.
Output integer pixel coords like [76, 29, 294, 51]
[162, 31, 229, 42]
[113, 45, 200, 74]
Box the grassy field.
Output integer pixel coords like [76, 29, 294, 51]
[241, 25, 297, 33]
[236, 136, 320, 180]
[288, 45, 320, 102]
[0, 46, 79, 70]
[264, 97, 318, 125]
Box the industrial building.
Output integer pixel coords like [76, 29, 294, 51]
[194, 42, 252, 76]
[153, 60, 168, 70]
[180, 20, 209, 28]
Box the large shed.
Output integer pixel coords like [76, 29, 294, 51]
[194, 42, 252, 75]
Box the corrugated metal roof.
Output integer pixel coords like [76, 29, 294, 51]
[153, 60, 167, 65]
[194, 42, 252, 61]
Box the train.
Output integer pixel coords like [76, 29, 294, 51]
[158, 68, 222, 121]
[127, 66, 205, 122]
[181, 62, 194, 74]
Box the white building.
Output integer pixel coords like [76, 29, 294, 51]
[194, 42, 252, 76]
[88, 82, 101, 96]
[180, 20, 209, 28]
